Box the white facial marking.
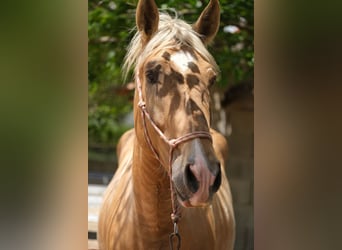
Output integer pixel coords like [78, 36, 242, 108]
[170, 51, 195, 74]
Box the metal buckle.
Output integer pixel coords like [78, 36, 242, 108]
[169, 223, 181, 250]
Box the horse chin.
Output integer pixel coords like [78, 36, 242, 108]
[178, 199, 192, 208]
[174, 187, 212, 208]
[177, 196, 211, 208]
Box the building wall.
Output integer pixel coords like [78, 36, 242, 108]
[224, 94, 254, 250]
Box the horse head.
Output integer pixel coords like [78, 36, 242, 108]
[127, 0, 222, 208]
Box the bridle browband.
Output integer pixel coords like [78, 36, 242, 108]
[136, 73, 212, 250]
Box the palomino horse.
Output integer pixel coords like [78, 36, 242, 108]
[98, 0, 235, 249]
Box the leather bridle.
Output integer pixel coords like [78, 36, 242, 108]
[136, 73, 213, 249]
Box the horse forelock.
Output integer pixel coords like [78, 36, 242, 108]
[123, 12, 219, 81]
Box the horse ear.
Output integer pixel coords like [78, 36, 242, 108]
[136, 0, 159, 44]
[193, 0, 220, 45]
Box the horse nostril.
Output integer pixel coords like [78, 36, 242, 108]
[212, 163, 221, 193]
[185, 164, 199, 193]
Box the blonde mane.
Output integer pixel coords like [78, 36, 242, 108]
[123, 12, 219, 81]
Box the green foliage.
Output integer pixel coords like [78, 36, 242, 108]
[88, 99, 132, 145]
[88, 0, 253, 146]
[88, 0, 136, 146]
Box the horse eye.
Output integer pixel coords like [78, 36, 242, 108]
[209, 76, 217, 86]
[146, 70, 158, 84]
[145, 64, 161, 84]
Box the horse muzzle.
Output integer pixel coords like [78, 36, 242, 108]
[172, 149, 221, 207]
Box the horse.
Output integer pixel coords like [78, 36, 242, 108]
[98, 0, 235, 249]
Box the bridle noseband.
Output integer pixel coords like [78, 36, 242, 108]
[136, 73, 212, 249]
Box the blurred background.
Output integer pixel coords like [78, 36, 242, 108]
[88, 0, 254, 249]
[86, 0, 342, 248]
[1, 0, 341, 249]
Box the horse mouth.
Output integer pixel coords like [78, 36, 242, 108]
[174, 187, 194, 208]
[172, 181, 192, 205]
[172, 180, 212, 208]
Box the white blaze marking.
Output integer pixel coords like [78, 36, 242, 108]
[170, 51, 195, 74]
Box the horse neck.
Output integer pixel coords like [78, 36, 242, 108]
[132, 137, 173, 236]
